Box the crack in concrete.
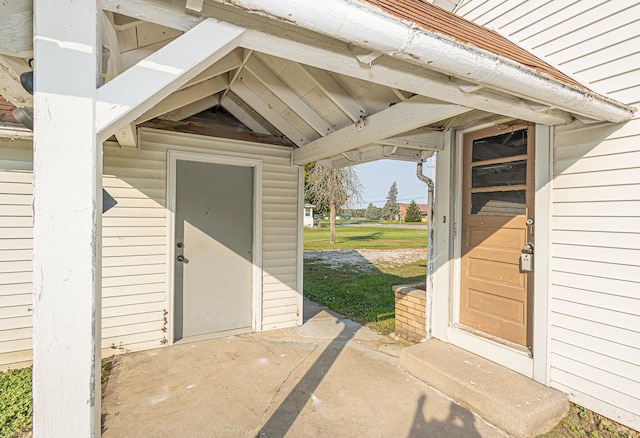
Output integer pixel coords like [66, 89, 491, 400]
[254, 342, 320, 434]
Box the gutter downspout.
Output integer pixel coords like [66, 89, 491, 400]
[417, 162, 434, 341]
[214, 0, 635, 123]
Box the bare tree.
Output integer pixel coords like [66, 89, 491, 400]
[306, 164, 362, 244]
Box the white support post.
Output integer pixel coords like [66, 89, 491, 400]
[33, 0, 101, 437]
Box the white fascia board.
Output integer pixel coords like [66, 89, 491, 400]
[293, 96, 469, 164]
[214, 0, 635, 123]
[96, 18, 244, 141]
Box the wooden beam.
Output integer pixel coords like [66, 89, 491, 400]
[244, 56, 334, 136]
[293, 96, 470, 164]
[321, 145, 435, 168]
[179, 48, 242, 89]
[160, 94, 219, 121]
[231, 80, 310, 145]
[221, 93, 271, 135]
[33, 0, 101, 435]
[100, 0, 203, 31]
[300, 65, 363, 123]
[96, 18, 245, 141]
[376, 128, 444, 150]
[238, 28, 574, 126]
[136, 75, 228, 123]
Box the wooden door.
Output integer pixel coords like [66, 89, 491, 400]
[174, 160, 254, 341]
[460, 124, 534, 348]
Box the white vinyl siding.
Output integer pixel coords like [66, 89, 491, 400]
[0, 129, 300, 369]
[139, 129, 301, 331]
[0, 139, 34, 369]
[456, 0, 640, 429]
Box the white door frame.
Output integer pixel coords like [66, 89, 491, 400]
[443, 123, 552, 383]
[166, 150, 263, 345]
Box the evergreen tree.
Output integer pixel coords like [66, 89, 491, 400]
[365, 203, 382, 220]
[404, 200, 423, 222]
[381, 181, 400, 220]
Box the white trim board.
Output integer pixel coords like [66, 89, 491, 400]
[166, 150, 263, 344]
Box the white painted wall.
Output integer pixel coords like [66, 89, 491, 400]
[0, 129, 301, 369]
[456, 0, 640, 429]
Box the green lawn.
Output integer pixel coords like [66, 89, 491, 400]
[304, 225, 427, 333]
[304, 225, 427, 250]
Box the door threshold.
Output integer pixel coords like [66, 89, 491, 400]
[447, 325, 533, 378]
[454, 324, 531, 356]
[174, 326, 252, 345]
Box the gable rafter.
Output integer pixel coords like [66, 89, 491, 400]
[243, 56, 334, 137]
[292, 95, 471, 165]
[96, 18, 245, 142]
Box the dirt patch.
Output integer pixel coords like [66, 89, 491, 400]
[304, 248, 427, 271]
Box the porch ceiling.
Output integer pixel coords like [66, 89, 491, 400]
[0, 0, 635, 167]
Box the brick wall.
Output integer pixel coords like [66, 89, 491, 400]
[393, 284, 426, 342]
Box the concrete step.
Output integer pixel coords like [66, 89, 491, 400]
[400, 339, 569, 438]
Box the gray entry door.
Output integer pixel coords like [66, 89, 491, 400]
[174, 160, 253, 341]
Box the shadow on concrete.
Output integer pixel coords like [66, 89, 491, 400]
[256, 321, 354, 437]
[408, 394, 481, 437]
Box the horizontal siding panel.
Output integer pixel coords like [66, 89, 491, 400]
[102, 273, 165, 288]
[102, 226, 166, 237]
[103, 197, 164, 208]
[0, 350, 32, 370]
[0, 250, 31, 262]
[550, 367, 640, 417]
[102, 301, 166, 319]
[101, 330, 163, 349]
[0, 205, 33, 217]
[553, 168, 640, 189]
[102, 263, 165, 278]
[103, 245, 166, 257]
[554, 151, 640, 175]
[0, 315, 31, 331]
[0, 216, 32, 227]
[0, 260, 32, 273]
[553, 216, 640, 233]
[0, 182, 32, 195]
[553, 185, 640, 203]
[0, 194, 32, 205]
[0, 171, 32, 183]
[0, 283, 31, 296]
[0, 305, 31, 320]
[552, 271, 638, 298]
[0, 294, 30, 307]
[102, 254, 166, 268]
[102, 292, 165, 308]
[552, 256, 640, 283]
[592, 68, 640, 94]
[103, 236, 166, 247]
[0, 338, 31, 355]
[103, 282, 165, 298]
[102, 217, 166, 227]
[0, 327, 31, 343]
[102, 311, 165, 329]
[0, 228, 32, 239]
[103, 175, 165, 190]
[103, 187, 165, 200]
[262, 304, 298, 317]
[553, 201, 640, 217]
[552, 285, 639, 319]
[549, 224, 631, 248]
[0, 271, 32, 285]
[102, 321, 162, 339]
[263, 297, 299, 309]
[262, 312, 298, 326]
[562, 37, 640, 78]
[552, 243, 639, 265]
[103, 207, 167, 218]
[262, 286, 298, 297]
[551, 298, 640, 332]
[609, 85, 640, 106]
[550, 312, 640, 350]
[551, 325, 640, 371]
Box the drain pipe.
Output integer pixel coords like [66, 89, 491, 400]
[417, 162, 434, 341]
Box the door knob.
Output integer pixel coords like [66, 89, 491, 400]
[177, 255, 185, 262]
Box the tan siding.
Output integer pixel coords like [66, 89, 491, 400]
[457, 1, 640, 429]
[0, 130, 300, 369]
[140, 129, 301, 331]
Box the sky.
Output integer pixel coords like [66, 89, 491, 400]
[351, 157, 435, 209]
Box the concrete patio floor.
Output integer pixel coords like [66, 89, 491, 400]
[101, 301, 509, 437]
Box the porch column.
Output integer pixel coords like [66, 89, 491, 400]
[32, 1, 102, 436]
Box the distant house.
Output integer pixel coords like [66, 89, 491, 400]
[399, 203, 428, 222]
[303, 203, 315, 227]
